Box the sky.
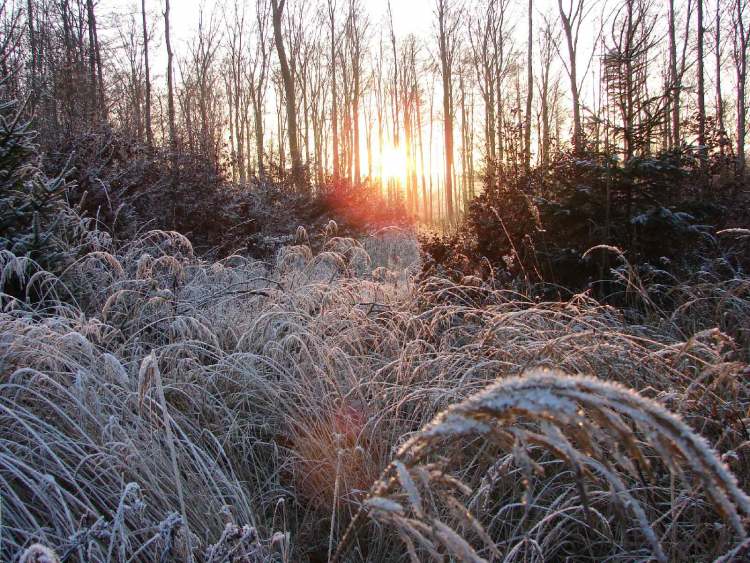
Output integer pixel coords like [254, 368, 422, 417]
[102, 0, 437, 43]
[98, 0, 443, 87]
[101, 0, 562, 49]
[100, 0, 566, 88]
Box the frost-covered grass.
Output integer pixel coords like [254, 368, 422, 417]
[1, 225, 749, 562]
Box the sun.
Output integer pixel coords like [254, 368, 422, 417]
[380, 144, 408, 182]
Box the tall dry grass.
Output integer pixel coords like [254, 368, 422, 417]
[334, 368, 750, 562]
[1, 225, 748, 561]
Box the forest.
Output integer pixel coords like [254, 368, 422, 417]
[1, 0, 750, 561]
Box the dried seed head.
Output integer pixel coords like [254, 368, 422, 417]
[19, 544, 60, 563]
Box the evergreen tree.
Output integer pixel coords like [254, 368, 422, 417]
[0, 95, 72, 269]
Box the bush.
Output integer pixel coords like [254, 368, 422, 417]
[423, 148, 741, 295]
[43, 130, 414, 261]
[0, 98, 80, 271]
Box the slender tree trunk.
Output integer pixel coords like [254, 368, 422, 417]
[697, 0, 707, 160]
[497, 78, 504, 167]
[352, 75, 361, 186]
[668, 0, 680, 146]
[716, 0, 726, 156]
[524, 0, 533, 172]
[94, 5, 105, 118]
[271, 0, 303, 189]
[437, 0, 454, 222]
[352, 43, 361, 184]
[86, 0, 98, 119]
[254, 98, 265, 178]
[460, 74, 469, 208]
[388, 1, 399, 146]
[227, 78, 238, 182]
[738, 69, 746, 176]
[558, 0, 583, 154]
[165, 0, 177, 177]
[329, 1, 340, 182]
[301, 65, 311, 175]
[540, 27, 552, 168]
[417, 89, 428, 219]
[236, 92, 246, 183]
[27, 0, 36, 105]
[142, 0, 153, 146]
[736, 0, 748, 179]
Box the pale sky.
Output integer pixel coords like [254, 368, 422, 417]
[100, 0, 567, 87]
[102, 0, 438, 43]
[100, 0, 562, 51]
[99, 0, 438, 85]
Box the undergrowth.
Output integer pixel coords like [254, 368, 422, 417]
[1, 224, 749, 562]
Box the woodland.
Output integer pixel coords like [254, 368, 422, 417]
[1, 0, 750, 561]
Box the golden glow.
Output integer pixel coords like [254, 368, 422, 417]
[379, 144, 408, 183]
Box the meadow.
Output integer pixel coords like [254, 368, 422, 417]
[3, 224, 749, 562]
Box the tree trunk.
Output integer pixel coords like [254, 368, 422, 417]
[253, 98, 265, 178]
[736, 0, 748, 179]
[716, 0, 726, 155]
[164, 0, 177, 174]
[349, 1, 362, 186]
[329, 1, 339, 182]
[668, 0, 680, 147]
[558, 0, 583, 155]
[271, 0, 303, 190]
[437, 0, 454, 222]
[142, 0, 153, 146]
[524, 0, 533, 172]
[86, 0, 98, 120]
[27, 0, 36, 106]
[388, 1, 399, 147]
[697, 0, 707, 160]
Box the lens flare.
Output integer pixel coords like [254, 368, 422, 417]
[380, 144, 408, 183]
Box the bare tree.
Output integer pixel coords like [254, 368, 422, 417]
[436, 0, 460, 222]
[557, 0, 594, 155]
[226, 0, 247, 182]
[387, 1, 399, 147]
[733, 0, 749, 177]
[86, 0, 104, 118]
[715, 0, 726, 152]
[603, 0, 664, 160]
[524, 0, 533, 172]
[142, 0, 153, 146]
[248, 0, 271, 179]
[469, 0, 506, 182]
[346, 0, 367, 186]
[164, 0, 177, 156]
[271, 0, 303, 189]
[26, 0, 36, 106]
[328, 0, 341, 182]
[665, 0, 695, 148]
[538, 15, 560, 168]
[668, 0, 680, 146]
[697, 0, 707, 159]
[113, 11, 144, 141]
[491, 0, 514, 171]
[188, 9, 222, 170]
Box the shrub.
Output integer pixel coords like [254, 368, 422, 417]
[423, 148, 743, 300]
[0, 97, 80, 271]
